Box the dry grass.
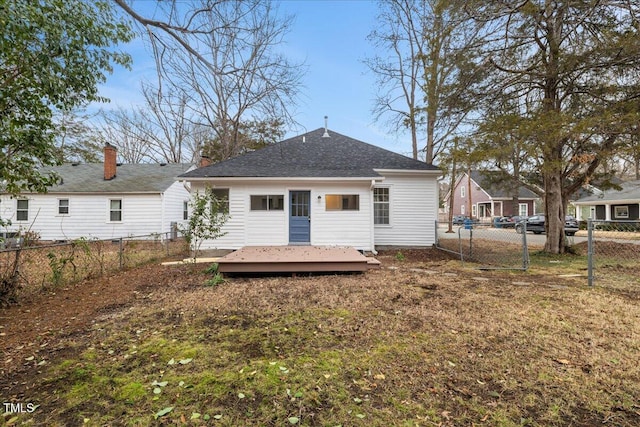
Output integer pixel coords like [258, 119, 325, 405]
[0, 238, 187, 301]
[2, 250, 639, 426]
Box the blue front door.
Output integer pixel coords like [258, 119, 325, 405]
[289, 191, 311, 243]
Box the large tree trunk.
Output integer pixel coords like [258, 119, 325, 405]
[544, 167, 566, 254]
[410, 113, 418, 160]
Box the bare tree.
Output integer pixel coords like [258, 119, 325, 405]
[114, 0, 303, 161]
[138, 83, 200, 163]
[53, 108, 103, 163]
[98, 108, 151, 163]
[366, 0, 485, 164]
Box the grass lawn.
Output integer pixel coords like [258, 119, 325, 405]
[1, 250, 639, 426]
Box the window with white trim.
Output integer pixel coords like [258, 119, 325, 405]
[460, 186, 466, 198]
[326, 194, 359, 211]
[373, 187, 390, 225]
[518, 203, 528, 217]
[210, 188, 229, 214]
[183, 201, 189, 220]
[614, 205, 629, 219]
[250, 195, 284, 211]
[109, 199, 122, 222]
[461, 205, 465, 215]
[16, 199, 28, 221]
[58, 199, 69, 215]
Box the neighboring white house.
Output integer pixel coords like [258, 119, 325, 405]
[0, 145, 193, 241]
[178, 128, 442, 252]
[573, 179, 640, 221]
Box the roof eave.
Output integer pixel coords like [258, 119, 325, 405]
[179, 176, 384, 182]
[574, 198, 640, 205]
[373, 168, 442, 176]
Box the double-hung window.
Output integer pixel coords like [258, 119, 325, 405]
[518, 203, 528, 217]
[16, 199, 29, 221]
[373, 187, 390, 225]
[58, 199, 69, 215]
[110, 199, 122, 222]
[210, 189, 229, 214]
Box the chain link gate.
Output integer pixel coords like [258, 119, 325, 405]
[586, 219, 640, 288]
[436, 221, 529, 270]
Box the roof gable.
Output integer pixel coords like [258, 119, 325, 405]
[180, 128, 439, 179]
[469, 171, 539, 199]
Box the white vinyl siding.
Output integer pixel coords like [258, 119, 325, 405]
[314, 184, 371, 249]
[193, 181, 374, 251]
[191, 172, 439, 250]
[160, 181, 193, 233]
[373, 173, 438, 247]
[0, 192, 190, 241]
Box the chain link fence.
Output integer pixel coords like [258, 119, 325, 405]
[0, 233, 188, 303]
[436, 221, 529, 270]
[586, 219, 640, 288]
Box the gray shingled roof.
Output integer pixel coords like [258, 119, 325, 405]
[471, 170, 539, 199]
[574, 179, 640, 203]
[30, 163, 193, 194]
[179, 128, 439, 179]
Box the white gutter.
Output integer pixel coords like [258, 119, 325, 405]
[182, 176, 383, 182]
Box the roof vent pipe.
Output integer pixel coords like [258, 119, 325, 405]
[322, 115, 330, 138]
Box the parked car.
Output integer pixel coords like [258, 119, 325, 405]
[495, 215, 524, 228]
[452, 215, 479, 225]
[452, 215, 467, 225]
[515, 214, 579, 236]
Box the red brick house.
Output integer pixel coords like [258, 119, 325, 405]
[444, 171, 540, 221]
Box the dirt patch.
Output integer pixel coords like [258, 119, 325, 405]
[0, 263, 203, 380]
[2, 249, 639, 426]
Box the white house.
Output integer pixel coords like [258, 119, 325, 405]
[0, 145, 193, 241]
[178, 128, 441, 252]
[573, 179, 640, 221]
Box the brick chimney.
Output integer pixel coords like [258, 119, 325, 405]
[199, 155, 212, 168]
[104, 143, 117, 180]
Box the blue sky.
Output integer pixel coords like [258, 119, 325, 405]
[98, 0, 414, 156]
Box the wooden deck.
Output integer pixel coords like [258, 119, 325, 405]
[217, 246, 380, 273]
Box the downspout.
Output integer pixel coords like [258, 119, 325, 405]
[160, 192, 165, 238]
[369, 179, 378, 255]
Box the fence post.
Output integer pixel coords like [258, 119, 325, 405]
[521, 222, 529, 270]
[119, 238, 124, 270]
[458, 227, 464, 265]
[587, 219, 594, 287]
